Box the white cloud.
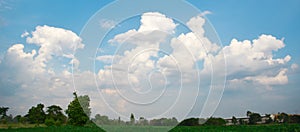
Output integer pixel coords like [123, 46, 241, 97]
[210, 34, 291, 90]
[0, 11, 296, 120]
[99, 19, 117, 29]
[138, 12, 177, 33]
[200, 10, 212, 16]
[25, 25, 84, 71]
[203, 34, 290, 76]
[21, 31, 29, 38]
[0, 25, 89, 116]
[291, 63, 298, 71]
[239, 68, 288, 87]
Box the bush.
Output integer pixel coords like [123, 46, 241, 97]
[45, 118, 55, 126]
[177, 118, 200, 126]
[204, 117, 226, 126]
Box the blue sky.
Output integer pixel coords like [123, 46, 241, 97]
[0, 0, 300, 121]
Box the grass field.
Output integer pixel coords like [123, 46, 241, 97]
[0, 124, 300, 132]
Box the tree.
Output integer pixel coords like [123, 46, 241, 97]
[26, 103, 46, 125]
[0, 107, 9, 124]
[78, 95, 91, 118]
[13, 115, 22, 123]
[65, 92, 90, 126]
[249, 113, 261, 125]
[239, 118, 246, 125]
[130, 113, 135, 125]
[177, 118, 200, 126]
[0, 107, 9, 118]
[265, 114, 273, 124]
[46, 105, 66, 126]
[247, 111, 252, 117]
[278, 112, 289, 123]
[232, 116, 237, 125]
[204, 117, 226, 126]
[92, 114, 110, 125]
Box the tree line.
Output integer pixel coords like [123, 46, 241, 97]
[0, 92, 178, 127]
[0, 92, 90, 126]
[176, 111, 300, 127]
[1, 93, 299, 127]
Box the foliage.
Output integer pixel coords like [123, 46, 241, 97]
[0, 107, 9, 118]
[204, 117, 226, 126]
[149, 117, 178, 126]
[45, 118, 55, 126]
[289, 115, 300, 123]
[92, 114, 110, 125]
[249, 113, 261, 125]
[278, 112, 289, 123]
[65, 92, 90, 126]
[177, 118, 200, 126]
[232, 116, 237, 125]
[130, 113, 135, 125]
[46, 105, 66, 126]
[25, 103, 46, 124]
[0, 107, 9, 124]
[78, 95, 91, 117]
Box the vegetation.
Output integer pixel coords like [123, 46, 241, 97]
[65, 92, 90, 126]
[204, 117, 226, 126]
[170, 124, 300, 132]
[25, 103, 46, 125]
[0, 92, 300, 131]
[248, 112, 262, 124]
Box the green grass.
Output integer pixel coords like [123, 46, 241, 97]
[0, 124, 300, 132]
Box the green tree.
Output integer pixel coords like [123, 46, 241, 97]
[239, 118, 246, 125]
[265, 114, 273, 124]
[0, 107, 9, 124]
[249, 113, 261, 125]
[232, 116, 237, 125]
[78, 95, 91, 118]
[46, 105, 66, 126]
[204, 117, 226, 126]
[13, 115, 22, 123]
[278, 112, 289, 123]
[92, 114, 110, 125]
[247, 111, 252, 117]
[130, 113, 135, 125]
[177, 118, 200, 126]
[65, 92, 90, 126]
[0, 107, 9, 118]
[26, 103, 46, 125]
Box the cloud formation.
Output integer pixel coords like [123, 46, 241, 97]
[0, 12, 296, 120]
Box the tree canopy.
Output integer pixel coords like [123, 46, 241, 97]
[45, 105, 66, 126]
[65, 92, 90, 126]
[26, 103, 46, 124]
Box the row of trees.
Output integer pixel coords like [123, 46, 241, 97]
[1, 92, 178, 127]
[0, 92, 90, 126]
[2, 94, 299, 127]
[91, 113, 178, 126]
[231, 111, 300, 125]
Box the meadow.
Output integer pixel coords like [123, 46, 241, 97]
[0, 124, 300, 132]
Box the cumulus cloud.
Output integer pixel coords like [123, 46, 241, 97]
[214, 34, 291, 90]
[0, 25, 88, 115]
[138, 12, 177, 33]
[0, 11, 296, 120]
[26, 25, 84, 71]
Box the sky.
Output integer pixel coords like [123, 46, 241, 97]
[0, 0, 300, 122]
